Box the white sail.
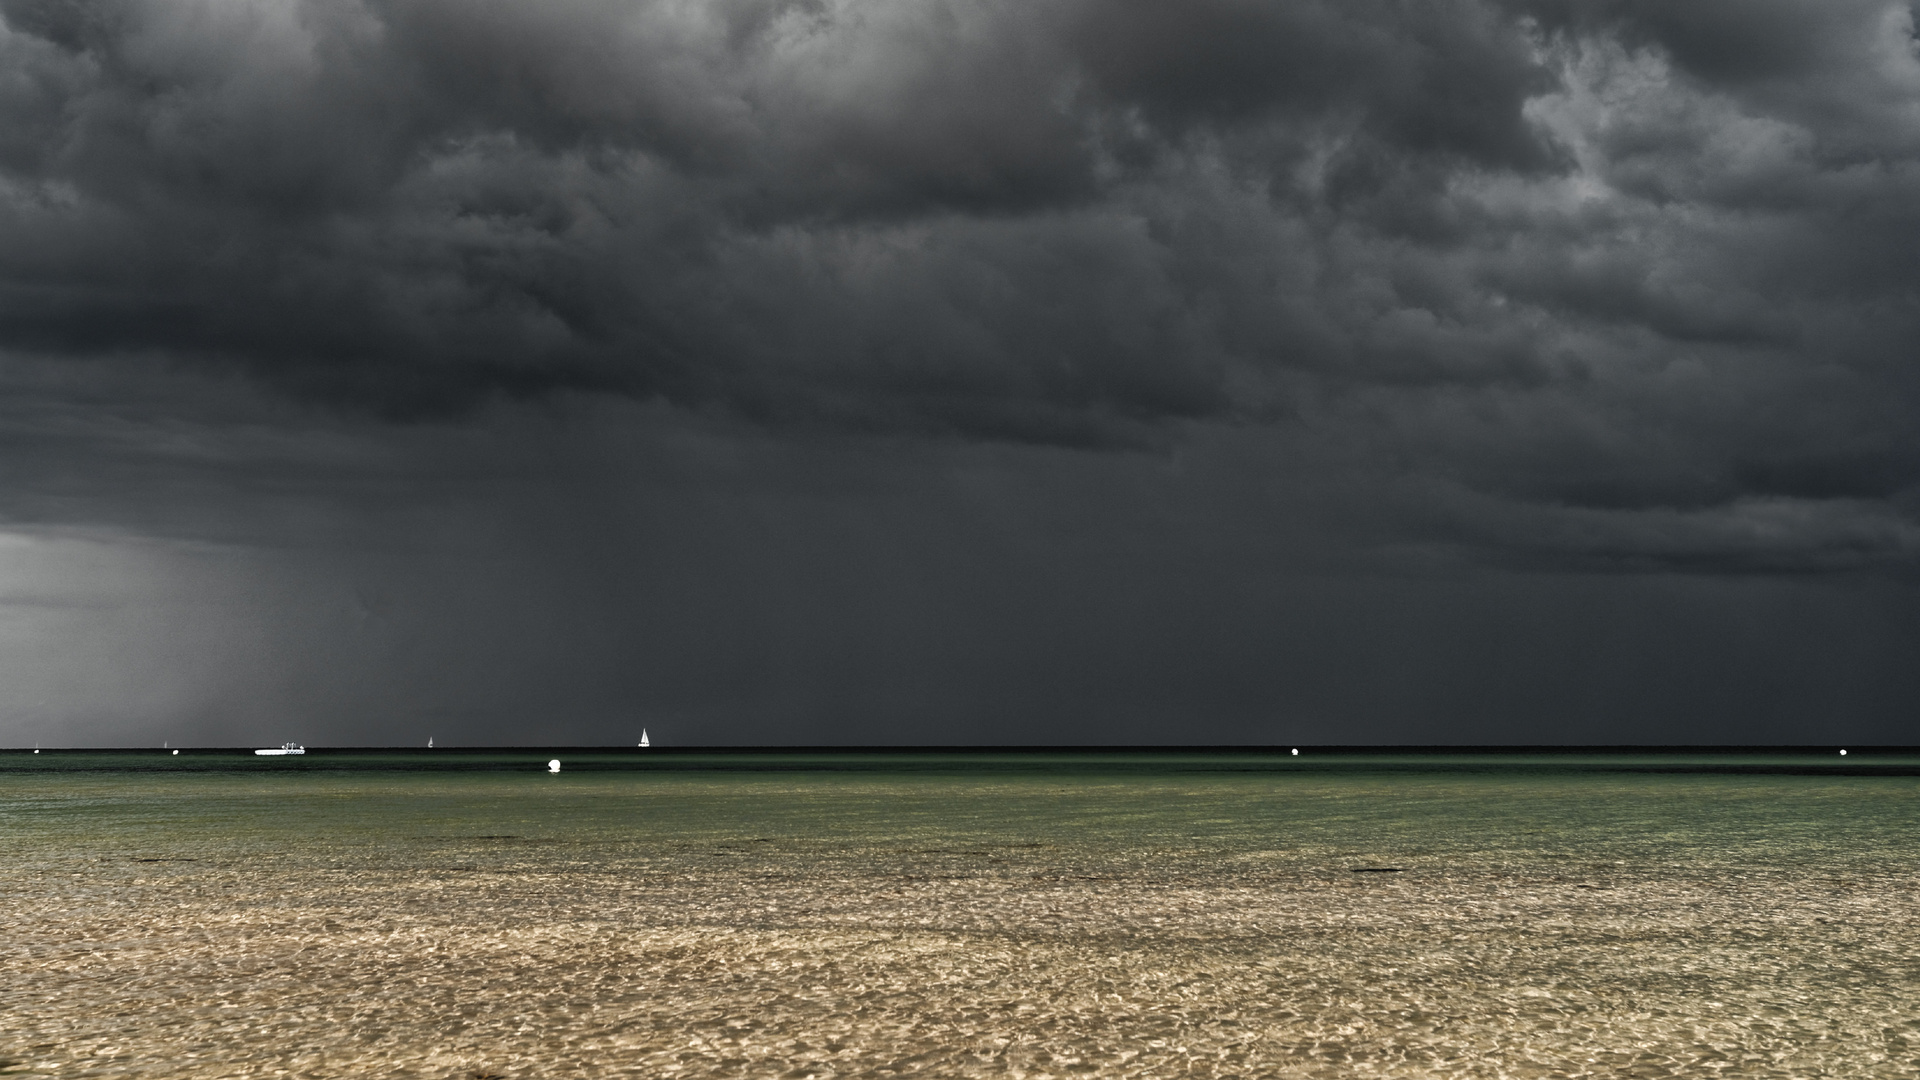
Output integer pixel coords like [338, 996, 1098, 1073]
[639, 729, 650, 748]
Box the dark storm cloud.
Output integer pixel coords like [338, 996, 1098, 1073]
[0, 0, 1918, 579]
[0, 0, 1564, 432]
[1519, 0, 1897, 92]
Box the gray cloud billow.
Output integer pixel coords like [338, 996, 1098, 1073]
[2, 0, 1919, 573]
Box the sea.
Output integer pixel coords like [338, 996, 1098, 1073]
[3, 749, 1917, 1079]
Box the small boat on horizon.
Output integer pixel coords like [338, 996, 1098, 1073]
[639, 729, 650, 748]
[255, 743, 306, 756]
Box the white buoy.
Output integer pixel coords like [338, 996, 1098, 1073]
[548, 759, 561, 773]
[1840, 749, 1848, 756]
[1291, 748, 1299, 756]
[172, 749, 179, 755]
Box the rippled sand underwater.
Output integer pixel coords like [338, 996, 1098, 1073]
[4, 752, 1919, 1079]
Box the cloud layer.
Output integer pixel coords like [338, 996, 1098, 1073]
[0, 0, 1564, 428]
[5, 0, 1919, 575]
[2, 1, 1920, 743]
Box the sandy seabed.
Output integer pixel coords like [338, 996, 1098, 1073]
[4, 765, 1920, 1078]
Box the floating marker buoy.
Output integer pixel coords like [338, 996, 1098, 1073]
[1291, 748, 1299, 756]
[1840, 749, 1847, 756]
[548, 759, 561, 773]
[172, 750, 179, 755]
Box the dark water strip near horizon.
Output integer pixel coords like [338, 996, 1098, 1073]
[4, 746, 1918, 777]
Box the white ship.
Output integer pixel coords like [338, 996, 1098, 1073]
[639, 729, 650, 748]
[255, 743, 306, 756]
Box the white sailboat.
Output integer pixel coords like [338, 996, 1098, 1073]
[638, 729, 650, 748]
[428, 736, 434, 748]
[255, 743, 306, 756]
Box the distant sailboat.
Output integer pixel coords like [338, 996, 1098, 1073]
[638, 729, 650, 748]
[255, 743, 306, 756]
[428, 736, 434, 748]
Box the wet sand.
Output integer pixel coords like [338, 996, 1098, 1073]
[4, 759, 1919, 1078]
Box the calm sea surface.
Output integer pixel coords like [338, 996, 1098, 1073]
[3, 751, 1917, 1078]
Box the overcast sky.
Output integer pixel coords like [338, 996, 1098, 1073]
[2, 0, 1918, 747]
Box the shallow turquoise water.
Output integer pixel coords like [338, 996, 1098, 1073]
[6, 750, 1917, 868]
